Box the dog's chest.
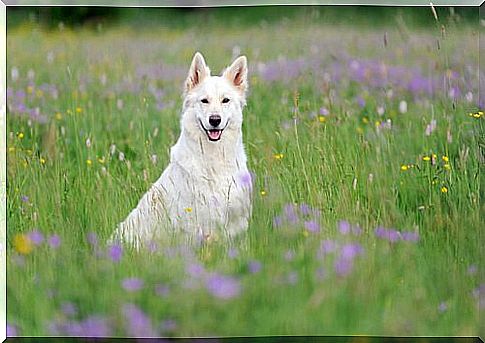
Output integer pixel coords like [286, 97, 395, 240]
[158, 160, 250, 234]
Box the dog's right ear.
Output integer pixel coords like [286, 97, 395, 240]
[184, 52, 210, 95]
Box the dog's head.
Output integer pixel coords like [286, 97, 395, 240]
[182, 52, 248, 142]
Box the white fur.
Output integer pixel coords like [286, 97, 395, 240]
[111, 52, 252, 248]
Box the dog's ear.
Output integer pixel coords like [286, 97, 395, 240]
[185, 52, 210, 95]
[223, 56, 248, 95]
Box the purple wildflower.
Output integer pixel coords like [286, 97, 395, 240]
[61, 302, 77, 317]
[238, 170, 253, 189]
[20, 195, 29, 203]
[438, 302, 448, 313]
[401, 231, 420, 242]
[160, 319, 177, 333]
[374, 227, 401, 242]
[340, 243, 364, 260]
[122, 303, 157, 337]
[28, 229, 44, 245]
[7, 323, 18, 337]
[284, 203, 299, 224]
[108, 244, 123, 263]
[147, 241, 159, 253]
[186, 262, 206, 278]
[425, 119, 437, 136]
[205, 273, 241, 300]
[284, 250, 295, 261]
[87, 232, 98, 246]
[228, 247, 239, 259]
[63, 321, 84, 336]
[351, 225, 362, 235]
[319, 107, 329, 116]
[318, 239, 337, 256]
[338, 220, 351, 235]
[248, 260, 262, 274]
[122, 278, 144, 292]
[273, 215, 283, 228]
[80, 316, 112, 337]
[356, 96, 366, 108]
[304, 220, 320, 233]
[48, 234, 61, 248]
[155, 284, 170, 297]
[334, 257, 354, 276]
[299, 203, 311, 216]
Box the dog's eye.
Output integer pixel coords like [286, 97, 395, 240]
[222, 98, 230, 104]
[201, 98, 209, 104]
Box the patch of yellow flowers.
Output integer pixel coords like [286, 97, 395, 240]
[468, 111, 483, 119]
[13, 234, 33, 255]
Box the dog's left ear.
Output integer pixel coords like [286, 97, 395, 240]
[223, 56, 248, 95]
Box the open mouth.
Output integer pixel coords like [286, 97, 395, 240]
[207, 130, 222, 141]
[199, 120, 229, 142]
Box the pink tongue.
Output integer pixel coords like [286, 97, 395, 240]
[208, 130, 222, 140]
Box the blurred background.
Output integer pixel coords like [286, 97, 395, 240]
[6, 6, 481, 31]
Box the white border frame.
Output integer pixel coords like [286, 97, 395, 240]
[1, 1, 6, 342]
[0, 2, 482, 342]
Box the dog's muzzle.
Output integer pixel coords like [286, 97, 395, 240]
[199, 119, 229, 142]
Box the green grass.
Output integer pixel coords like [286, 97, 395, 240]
[6, 10, 483, 338]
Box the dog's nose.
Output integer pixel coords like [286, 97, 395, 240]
[209, 115, 222, 127]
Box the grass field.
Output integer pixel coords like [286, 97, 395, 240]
[6, 8, 484, 338]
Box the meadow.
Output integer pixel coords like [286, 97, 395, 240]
[6, 7, 484, 338]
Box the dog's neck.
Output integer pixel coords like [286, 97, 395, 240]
[170, 127, 246, 176]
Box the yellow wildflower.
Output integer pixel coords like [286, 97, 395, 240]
[273, 153, 284, 160]
[76, 107, 82, 114]
[260, 190, 267, 196]
[86, 159, 92, 166]
[441, 186, 448, 193]
[8, 147, 15, 153]
[13, 234, 33, 255]
[362, 117, 369, 124]
[184, 207, 192, 213]
[442, 156, 449, 162]
[318, 116, 326, 123]
[422, 156, 431, 161]
[55, 112, 63, 120]
[401, 165, 408, 171]
[40, 157, 46, 164]
[444, 164, 451, 170]
[97, 157, 105, 164]
[26, 86, 33, 94]
[302, 230, 309, 237]
[17, 132, 24, 139]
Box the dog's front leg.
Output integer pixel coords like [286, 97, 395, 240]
[110, 185, 166, 249]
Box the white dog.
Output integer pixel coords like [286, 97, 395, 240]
[111, 52, 252, 248]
